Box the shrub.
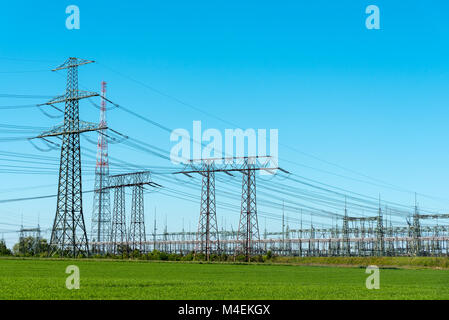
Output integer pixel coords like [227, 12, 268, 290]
[235, 254, 247, 262]
[159, 251, 168, 261]
[168, 253, 182, 261]
[181, 253, 194, 261]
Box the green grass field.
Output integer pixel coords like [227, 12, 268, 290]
[0, 258, 448, 299]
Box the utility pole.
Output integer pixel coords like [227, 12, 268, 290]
[153, 208, 157, 251]
[376, 195, 385, 256]
[412, 193, 421, 256]
[342, 197, 350, 256]
[299, 209, 303, 257]
[282, 200, 285, 254]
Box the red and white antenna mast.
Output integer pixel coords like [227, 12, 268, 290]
[97, 81, 108, 168]
[91, 81, 112, 254]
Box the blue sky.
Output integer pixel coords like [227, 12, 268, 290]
[1, 1, 449, 247]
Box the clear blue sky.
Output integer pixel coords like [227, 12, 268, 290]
[1, 1, 449, 247]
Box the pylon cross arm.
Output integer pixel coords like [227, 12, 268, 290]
[52, 57, 95, 71]
[34, 121, 106, 139]
[39, 91, 99, 106]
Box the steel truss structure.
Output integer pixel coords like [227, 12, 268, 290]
[35, 57, 103, 257]
[18, 226, 42, 255]
[90, 223, 449, 257]
[104, 171, 161, 254]
[91, 81, 111, 254]
[175, 156, 287, 261]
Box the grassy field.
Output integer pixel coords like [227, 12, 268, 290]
[0, 258, 448, 299]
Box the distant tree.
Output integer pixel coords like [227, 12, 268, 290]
[0, 240, 12, 256]
[181, 253, 194, 261]
[210, 253, 220, 261]
[13, 236, 48, 256]
[194, 252, 206, 261]
[130, 249, 141, 259]
[235, 254, 247, 262]
[159, 251, 168, 261]
[116, 244, 131, 258]
[266, 250, 273, 260]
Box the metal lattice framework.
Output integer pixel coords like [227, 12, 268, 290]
[129, 176, 146, 252]
[197, 161, 220, 259]
[110, 175, 126, 254]
[18, 226, 42, 255]
[345, 216, 383, 256]
[35, 57, 102, 257]
[89, 212, 449, 257]
[91, 81, 111, 254]
[175, 156, 287, 261]
[105, 171, 161, 254]
[375, 205, 385, 256]
[237, 159, 260, 261]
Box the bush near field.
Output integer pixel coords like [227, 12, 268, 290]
[89, 250, 264, 263]
[54, 252, 449, 269]
[3, 238, 449, 269]
[269, 256, 449, 269]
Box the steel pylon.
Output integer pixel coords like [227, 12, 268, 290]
[43, 57, 98, 257]
[236, 159, 260, 261]
[174, 156, 284, 261]
[110, 176, 127, 255]
[106, 172, 161, 254]
[129, 184, 146, 253]
[196, 160, 220, 260]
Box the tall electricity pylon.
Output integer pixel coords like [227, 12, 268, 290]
[129, 176, 146, 253]
[106, 171, 161, 254]
[175, 156, 287, 261]
[110, 175, 126, 255]
[175, 159, 221, 260]
[36, 57, 102, 257]
[236, 158, 261, 261]
[196, 160, 219, 260]
[237, 158, 268, 261]
[91, 81, 111, 254]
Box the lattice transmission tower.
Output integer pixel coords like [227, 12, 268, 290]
[175, 156, 287, 261]
[174, 159, 222, 260]
[91, 81, 112, 254]
[129, 175, 147, 253]
[237, 158, 261, 261]
[105, 171, 161, 254]
[196, 160, 220, 260]
[110, 175, 126, 255]
[36, 57, 103, 257]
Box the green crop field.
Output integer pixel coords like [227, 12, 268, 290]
[0, 258, 448, 299]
